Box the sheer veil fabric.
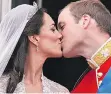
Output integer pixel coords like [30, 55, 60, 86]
[0, 3, 38, 78]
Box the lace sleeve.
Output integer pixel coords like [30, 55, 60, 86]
[50, 80, 70, 93]
[0, 75, 9, 93]
[43, 76, 70, 93]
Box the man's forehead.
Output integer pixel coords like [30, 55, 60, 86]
[58, 7, 70, 21]
[60, 7, 70, 16]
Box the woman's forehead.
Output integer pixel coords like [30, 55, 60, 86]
[43, 13, 54, 24]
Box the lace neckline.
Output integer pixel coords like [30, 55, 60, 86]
[16, 74, 45, 93]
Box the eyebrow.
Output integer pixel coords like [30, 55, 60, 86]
[50, 23, 55, 26]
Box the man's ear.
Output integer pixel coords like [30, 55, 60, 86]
[79, 14, 91, 29]
[28, 35, 40, 46]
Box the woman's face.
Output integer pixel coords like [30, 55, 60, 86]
[38, 12, 62, 58]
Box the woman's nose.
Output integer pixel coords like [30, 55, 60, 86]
[56, 31, 63, 40]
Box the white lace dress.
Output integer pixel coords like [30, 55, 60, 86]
[0, 74, 69, 93]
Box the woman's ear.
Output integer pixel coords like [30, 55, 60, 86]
[79, 14, 91, 29]
[28, 35, 40, 46]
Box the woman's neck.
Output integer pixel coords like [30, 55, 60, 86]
[24, 51, 47, 85]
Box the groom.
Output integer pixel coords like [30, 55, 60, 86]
[58, 0, 111, 93]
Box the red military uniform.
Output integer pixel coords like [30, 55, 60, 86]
[71, 38, 111, 93]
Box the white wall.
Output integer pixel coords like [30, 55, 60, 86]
[0, 0, 42, 22]
[0, 0, 12, 22]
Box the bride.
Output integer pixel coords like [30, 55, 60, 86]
[0, 3, 69, 93]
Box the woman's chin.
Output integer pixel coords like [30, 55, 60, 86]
[56, 50, 62, 57]
[50, 51, 62, 58]
[56, 53, 62, 57]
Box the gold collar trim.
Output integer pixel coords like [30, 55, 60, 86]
[87, 38, 111, 69]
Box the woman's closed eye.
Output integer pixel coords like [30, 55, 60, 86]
[51, 27, 56, 32]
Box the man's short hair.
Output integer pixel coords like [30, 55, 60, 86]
[69, 0, 111, 35]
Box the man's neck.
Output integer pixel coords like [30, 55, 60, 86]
[80, 34, 110, 59]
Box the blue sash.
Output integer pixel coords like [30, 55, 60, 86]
[98, 67, 111, 93]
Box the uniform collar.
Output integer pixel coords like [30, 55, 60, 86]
[87, 37, 111, 69]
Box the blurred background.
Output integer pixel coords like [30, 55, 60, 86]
[0, 0, 111, 91]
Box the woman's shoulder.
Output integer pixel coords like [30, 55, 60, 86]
[0, 74, 9, 93]
[43, 76, 69, 93]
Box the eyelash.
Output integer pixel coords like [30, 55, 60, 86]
[60, 25, 64, 30]
[51, 28, 56, 32]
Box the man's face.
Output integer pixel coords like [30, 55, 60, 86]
[58, 7, 85, 58]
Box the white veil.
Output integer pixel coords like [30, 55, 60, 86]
[0, 3, 38, 77]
